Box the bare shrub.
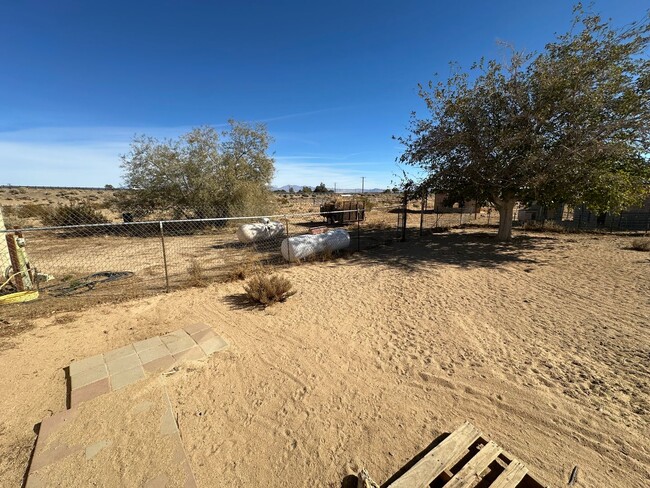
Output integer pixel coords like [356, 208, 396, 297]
[42, 202, 108, 227]
[244, 274, 296, 306]
[16, 204, 49, 220]
[223, 258, 262, 282]
[630, 238, 650, 252]
[431, 226, 450, 233]
[186, 259, 207, 287]
[365, 221, 391, 231]
[522, 220, 567, 233]
[224, 266, 250, 282]
[303, 247, 353, 263]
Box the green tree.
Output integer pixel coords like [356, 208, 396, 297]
[399, 5, 650, 240]
[314, 182, 329, 193]
[118, 121, 276, 218]
[301, 186, 312, 193]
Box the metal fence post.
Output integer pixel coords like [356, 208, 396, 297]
[356, 203, 361, 251]
[284, 216, 291, 264]
[159, 221, 170, 292]
[401, 191, 408, 242]
[419, 190, 426, 236]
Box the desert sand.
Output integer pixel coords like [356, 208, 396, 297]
[0, 230, 648, 487]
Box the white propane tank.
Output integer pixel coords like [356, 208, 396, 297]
[236, 219, 285, 243]
[280, 229, 350, 262]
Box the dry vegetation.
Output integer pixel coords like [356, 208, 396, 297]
[0, 186, 403, 229]
[630, 238, 650, 252]
[243, 274, 296, 306]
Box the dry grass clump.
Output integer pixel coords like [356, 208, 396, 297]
[223, 258, 263, 282]
[186, 259, 207, 287]
[224, 266, 250, 282]
[431, 226, 450, 233]
[303, 248, 335, 263]
[629, 238, 650, 252]
[243, 274, 296, 306]
[302, 248, 355, 263]
[523, 220, 567, 233]
[41, 202, 108, 227]
[365, 221, 392, 231]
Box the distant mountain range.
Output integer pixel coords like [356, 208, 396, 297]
[272, 184, 385, 193]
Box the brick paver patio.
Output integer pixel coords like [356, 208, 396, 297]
[25, 323, 229, 487]
[26, 380, 198, 487]
[68, 323, 228, 407]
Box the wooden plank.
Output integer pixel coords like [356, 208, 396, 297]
[444, 440, 502, 488]
[490, 460, 528, 488]
[388, 422, 481, 488]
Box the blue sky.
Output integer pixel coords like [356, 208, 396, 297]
[0, 1, 646, 190]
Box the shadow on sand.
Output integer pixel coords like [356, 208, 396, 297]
[356, 231, 557, 271]
[222, 292, 264, 311]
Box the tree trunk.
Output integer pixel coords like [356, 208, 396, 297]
[497, 198, 515, 241]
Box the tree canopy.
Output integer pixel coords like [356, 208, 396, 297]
[398, 4, 650, 240]
[313, 182, 329, 193]
[118, 121, 276, 218]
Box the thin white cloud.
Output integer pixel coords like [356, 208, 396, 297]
[0, 125, 395, 189]
[256, 106, 351, 124]
[0, 140, 125, 186]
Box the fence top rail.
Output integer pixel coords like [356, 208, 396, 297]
[0, 205, 398, 234]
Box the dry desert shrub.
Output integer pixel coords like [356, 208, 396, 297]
[630, 238, 650, 252]
[42, 202, 108, 227]
[186, 259, 207, 287]
[523, 220, 566, 233]
[223, 258, 263, 282]
[431, 226, 450, 233]
[16, 203, 49, 220]
[224, 266, 250, 282]
[365, 221, 391, 231]
[243, 274, 296, 306]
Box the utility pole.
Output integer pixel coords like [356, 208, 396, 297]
[334, 182, 336, 194]
[361, 177, 365, 195]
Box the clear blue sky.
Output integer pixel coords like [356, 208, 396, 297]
[0, 1, 646, 190]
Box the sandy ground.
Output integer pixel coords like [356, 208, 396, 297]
[0, 230, 648, 487]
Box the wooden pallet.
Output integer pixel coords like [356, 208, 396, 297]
[362, 422, 548, 488]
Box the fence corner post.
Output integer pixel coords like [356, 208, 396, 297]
[159, 221, 170, 293]
[284, 215, 291, 265]
[401, 191, 408, 242]
[356, 203, 361, 252]
[419, 190, 426, 236]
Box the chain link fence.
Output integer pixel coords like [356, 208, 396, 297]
[1, 192, 647, 305]
[0, 197, 404, 302]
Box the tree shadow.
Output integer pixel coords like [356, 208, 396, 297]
[211, 241, 248, 250]
[358, 231, 556, 271]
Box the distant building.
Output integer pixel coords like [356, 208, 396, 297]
[518, 204, 567, 222]
[572, 195, 650, 230]
[431, 193, 479, 213]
